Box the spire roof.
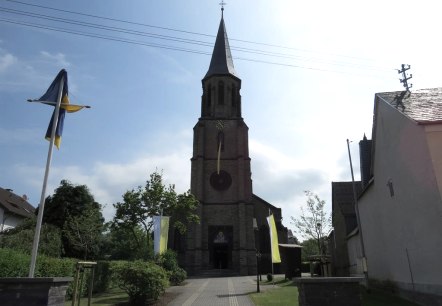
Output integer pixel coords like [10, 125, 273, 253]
[204, 16, 237, 79]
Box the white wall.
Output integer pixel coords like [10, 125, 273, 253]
[358, 100, 442, 296]
[0, 207, 24, 232]
[347, 232, 364, 276]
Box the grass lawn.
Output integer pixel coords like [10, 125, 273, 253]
[65, 288, 129, 306]
[64, 287, 178, 306]
[65, 278, 420, 306]
[249, 277, 419, 306]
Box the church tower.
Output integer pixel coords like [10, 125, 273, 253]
[185, 12, 257, 275]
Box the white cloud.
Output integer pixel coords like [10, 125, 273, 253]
[14, 149, 191, 221]
[0, 52, 17, 72]
[40, 51, 71, 68]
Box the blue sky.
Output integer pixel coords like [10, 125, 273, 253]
[1, 0, 441, 235]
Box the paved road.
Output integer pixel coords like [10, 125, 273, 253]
[166, 276, 260, 306]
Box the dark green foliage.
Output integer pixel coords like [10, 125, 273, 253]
[0, 248, 30, 277]
[41, 180, 105, 259]
[89, 261, 112, 293]
[0, 248, 76, 277]
[0, 248, 77, 297]
[112, 171, 199, 260]
[267, 273, 273, 281]
[168, 267, 187, 286]
[0, 219, 62, 257]
[33, 255, 76, 278]
[113, 260, 168, 305]
[155, 250, 186, 285]
[300, 238, 321, 262]
[155, 249, 178, 271]
[102, 224, 152, 260]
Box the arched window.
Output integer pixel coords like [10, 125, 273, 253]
[232, 85, 236, 107]
[218, 81, 224, 105]
[217, 131, 225, 151]
[207, 84, 212, 107]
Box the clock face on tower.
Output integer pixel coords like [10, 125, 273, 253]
[210, 170, 232, 191]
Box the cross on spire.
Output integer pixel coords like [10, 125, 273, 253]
[219, 0, 226, 17]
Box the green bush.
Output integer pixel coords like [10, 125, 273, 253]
[155, 249, 178, 271]
[0, 248, 75, 277]
[0, 248, 30, 277]
[1, 221, 62, 258]
[155, 250, 186, 285]
[267, 273, 273, 282]
[113, 260, 168, 305]
[86, 260, 111, 293]
[168, 266, 187, 286]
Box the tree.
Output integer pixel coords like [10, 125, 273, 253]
[102, 224, 151, 260]
[112, 171, 199, 259]
[40, 180, 105, 259]
[291, 191, 331, 255]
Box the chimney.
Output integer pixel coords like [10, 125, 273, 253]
[359, 134, 372, 187]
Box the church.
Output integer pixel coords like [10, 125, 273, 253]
[170, 11, 288, 276]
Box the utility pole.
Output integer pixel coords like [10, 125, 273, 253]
[347, 139, 369, 288]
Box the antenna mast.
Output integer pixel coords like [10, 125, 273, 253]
[398, 64, 413, 92]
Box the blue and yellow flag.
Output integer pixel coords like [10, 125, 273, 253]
[33, 69, 86, 149]
[267, 214, 281, 263]
[153, 216, 170, 255]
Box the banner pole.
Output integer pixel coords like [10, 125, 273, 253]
[28, 75, 64, 278]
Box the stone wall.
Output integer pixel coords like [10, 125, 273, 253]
[294, 277, 363, 306]
[0, 277, 72, 306]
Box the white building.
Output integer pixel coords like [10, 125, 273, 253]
[354, 88, 442, 305]
[0, 187, 35, 231]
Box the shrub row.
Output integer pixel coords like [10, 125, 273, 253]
[0, 248, 187, 303]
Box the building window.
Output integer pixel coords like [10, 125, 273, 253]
[218, 81, 224, 105]
[217, 131, 224, 152]
[387, 179, 394, 197]
[207, 84, 212, 107]
[232, 85, 236, 107]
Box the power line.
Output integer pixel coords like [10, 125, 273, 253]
[2, 0, 391, 65]
[0, 18, 211, 56]
[0, 2, 394, 75]
[4, 5, 386, 70]
[0, 17, 392, 79]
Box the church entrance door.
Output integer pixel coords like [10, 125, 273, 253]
[209, 226, 232, 269]
[213, 243, 229, 269]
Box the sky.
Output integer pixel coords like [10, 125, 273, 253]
[1, 0, 442, 238]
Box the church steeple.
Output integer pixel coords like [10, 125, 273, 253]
[201, 14, 241, 119]
[204, 15, 238, 80]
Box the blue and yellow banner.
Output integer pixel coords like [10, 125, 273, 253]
[33, 69, 86, 148]
[153, 216, 170, 255]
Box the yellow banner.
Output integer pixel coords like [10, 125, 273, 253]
[267, 214, 281, 263]
[159, 216, 170, 254]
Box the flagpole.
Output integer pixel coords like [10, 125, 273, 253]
[28, 75, 64, 278]
[269, 208, 275, 285]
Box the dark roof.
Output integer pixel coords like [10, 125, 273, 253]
[0, 187, 35, 219]
[331, 181, 362, 216]
[376, 88, 442, 124]
[204, 17, 238, 79]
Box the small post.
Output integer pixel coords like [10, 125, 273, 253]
[253, 218, 260, 293]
